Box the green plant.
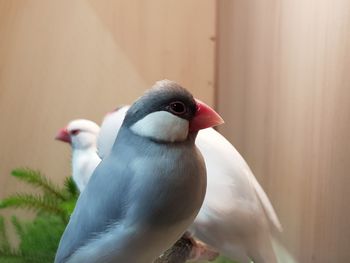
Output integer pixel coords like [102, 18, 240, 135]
[0, 168, 78, 263]
[213, 256, 239, 263]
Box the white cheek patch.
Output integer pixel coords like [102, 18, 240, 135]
[130, 111, 189, 142]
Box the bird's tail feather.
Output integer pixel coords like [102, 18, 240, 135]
[272, 237, 298, 263]
[247, 170, 283, 233]
[248, 235, 277, 263]
[247, 236, 298, 263]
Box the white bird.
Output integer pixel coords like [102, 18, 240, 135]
[55, 119, 101, 192]
[98, 106, 283, 263]
[191, 128, 282, 263]
[97, 105, 129, 159]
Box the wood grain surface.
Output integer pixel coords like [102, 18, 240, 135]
[217, 1, 350, 262]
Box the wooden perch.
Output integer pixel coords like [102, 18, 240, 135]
[154, 236, 193, 263]
[154, 235, 219, 263]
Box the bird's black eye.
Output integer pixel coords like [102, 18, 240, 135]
[168, 101, 186, 115]
[70, 129, 80, 136]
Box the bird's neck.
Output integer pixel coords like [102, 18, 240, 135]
[72, 147, 98, 160]
[114, 126, 197, 151]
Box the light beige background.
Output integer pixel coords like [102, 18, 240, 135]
[217, 1, 350, 262]
[0, 0, 215, 197]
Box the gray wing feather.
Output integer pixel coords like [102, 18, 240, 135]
[54, 155, 131, 263]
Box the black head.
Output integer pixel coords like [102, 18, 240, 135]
[123, 80, 197, 128]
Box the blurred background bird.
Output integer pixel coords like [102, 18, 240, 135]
[55, 119, 101, 193]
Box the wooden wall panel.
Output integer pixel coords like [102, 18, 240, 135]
[217, 1, 350, 262]
[0, 0, 215, 199]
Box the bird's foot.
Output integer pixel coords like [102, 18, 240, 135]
[187, 237, 219, 261]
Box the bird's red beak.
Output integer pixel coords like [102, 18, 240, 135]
[55, 127, 71, 144]
[189, 99, 224, 132]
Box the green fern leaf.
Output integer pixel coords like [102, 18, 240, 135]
[0, 216, 11, 253]
[15, 214, 65, 263]
[59, 198, 77, 216]
[11, 168, 66, 201]
[63, 176, 79, 198]
[0, 253, 24, 263]
[0, 194, 67, 221]
[10, 216, 25, 241]
[0, 171, 81, 262]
